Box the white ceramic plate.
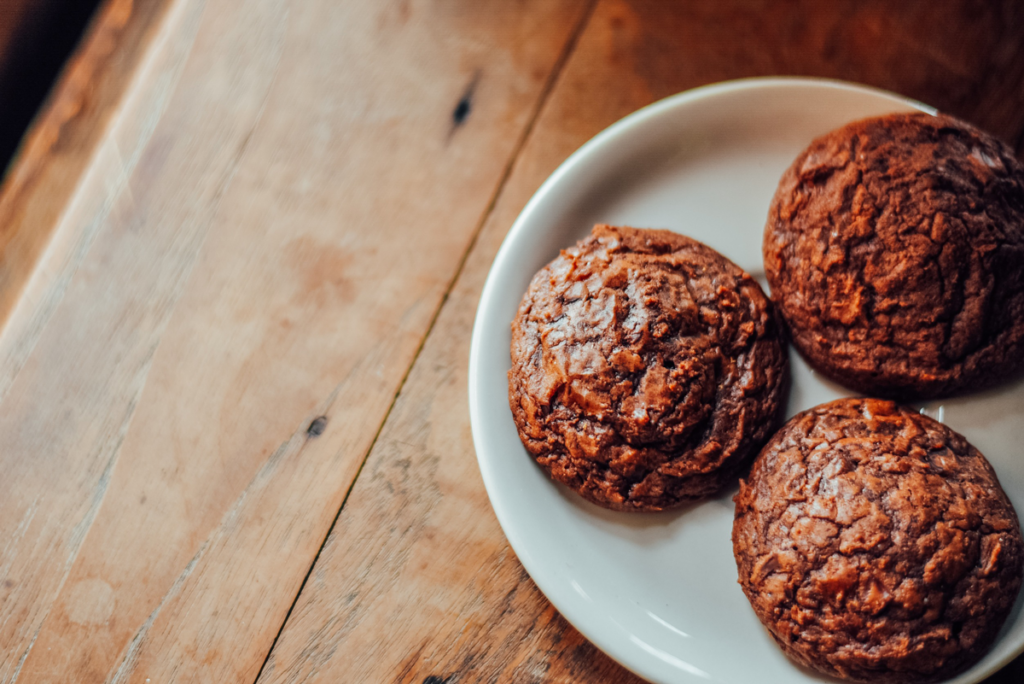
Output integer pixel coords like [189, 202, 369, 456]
[468, 77, 1024, 684]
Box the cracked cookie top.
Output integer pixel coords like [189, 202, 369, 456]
[733, 398, 1023, 683]
[508, 225, 786, 511]
[764, 112, 1024, 398]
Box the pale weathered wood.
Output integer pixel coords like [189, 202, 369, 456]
[258, 1, 1024, 683]
[0, 0, 232, 678]
[0, 0, 590, 682]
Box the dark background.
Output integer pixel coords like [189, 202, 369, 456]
[0, 0, 103, 177]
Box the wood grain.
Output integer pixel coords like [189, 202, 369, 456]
[1, 0, 1023, 682]
[258, 1, 1024, 683]
[0, 0, 215, 677]
[0, 0, 589, 681]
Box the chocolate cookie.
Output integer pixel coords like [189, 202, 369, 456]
[733, 398, 1024, 683]
[764, 112, 1024, 399]
[508, 225, 786, 511]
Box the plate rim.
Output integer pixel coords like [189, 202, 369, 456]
[467, 76, 1020, 684]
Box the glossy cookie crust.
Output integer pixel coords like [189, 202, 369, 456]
[508, 224, 786, 511]
[733, 398, 1024, 683]
[764, 112, 1024, 399]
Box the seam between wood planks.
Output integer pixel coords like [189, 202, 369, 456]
[249, 1, 600, 681]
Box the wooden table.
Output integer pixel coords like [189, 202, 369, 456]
[1, 1, 1023, 681]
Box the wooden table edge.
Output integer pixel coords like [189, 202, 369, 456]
[0, 0, 175, 335]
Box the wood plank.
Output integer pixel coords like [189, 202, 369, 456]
[257, 1, 1024, 682]
[0, 0, 220, 677]
[0, 0, 590, 681]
